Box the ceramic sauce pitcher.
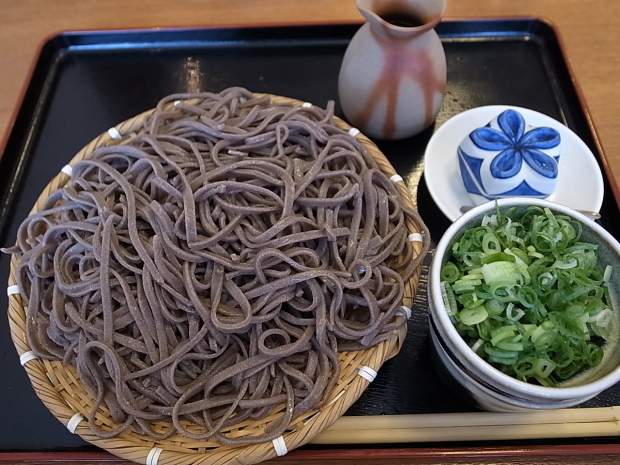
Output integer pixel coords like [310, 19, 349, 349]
[339, 0, 447, 140]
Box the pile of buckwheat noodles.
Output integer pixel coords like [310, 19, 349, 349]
[3, 87, 429, 444]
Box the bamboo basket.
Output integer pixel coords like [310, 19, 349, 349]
[6, 93, 428, 465]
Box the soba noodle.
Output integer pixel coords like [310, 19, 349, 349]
[3, 87, 430, 443]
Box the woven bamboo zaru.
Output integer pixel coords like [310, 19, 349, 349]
[6, 94, 427, 465]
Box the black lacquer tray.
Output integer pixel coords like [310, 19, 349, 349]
[1, 18, 619, 452]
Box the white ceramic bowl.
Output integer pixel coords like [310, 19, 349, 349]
[428, 198, 620, 411]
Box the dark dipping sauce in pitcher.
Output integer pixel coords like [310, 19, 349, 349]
[381, 12, 425, 27]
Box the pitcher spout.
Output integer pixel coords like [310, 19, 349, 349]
[357, 0, 447, 41]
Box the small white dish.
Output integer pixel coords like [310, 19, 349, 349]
[424, 105, 604, 221]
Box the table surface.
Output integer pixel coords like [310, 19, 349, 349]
[0, 1, 619, 464]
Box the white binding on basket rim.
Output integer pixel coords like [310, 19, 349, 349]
[67, 413, 84, 434]
[61, 165, 73, 177]
[397, 305, 412, 319]
[348, 127, 360, 137]
[390, 174, 404, 183]
[357, 366, 378, 383]
[272, 436, 288, 456]
[20, 351, 38, 366]
[146, 447, 164, 465]
[107, 127, 122, 140]
[7, 285, 20, 296]
[408, 232, 424, 243]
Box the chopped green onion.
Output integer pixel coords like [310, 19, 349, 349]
[440, 262, 460, 283]
[497, 341, 524, 352]
[481, 252, 516, 264]
[534, 358, 556, 378]
[593, 308, 619, 342]
[482, 232, 502, 254]
[585, 344, 604, 366]
[490, 326, 516, 345]
[453, 279, 482, 293]
[566, 303, 585, 317]
[506, 303, 525, 321]
[485, 299, 505, 315]
[481, 261, 521, 286]
[528, 249, 544, 259]
[440, 281, 458, 316]
[459, 306, 488, 325]
[555, 362, 583, 380]
[537, 271, 555, 288]
[484, 346, 518, 365]
[505, 247, 530, 265]
[553, 257, 578, 269]
[489, 283, 518, 302]
[516, 287, 538, 308]
[471, 338, 485, 353]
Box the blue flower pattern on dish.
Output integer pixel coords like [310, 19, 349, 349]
[458, 109, 561, 201]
